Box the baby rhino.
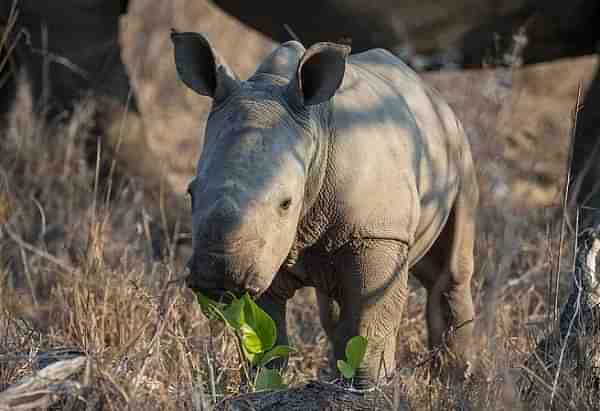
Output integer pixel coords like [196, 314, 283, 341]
[172, 30, 479, 384]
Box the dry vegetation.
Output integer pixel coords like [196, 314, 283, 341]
[1, 1, 599, 409]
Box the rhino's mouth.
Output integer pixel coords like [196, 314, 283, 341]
[186, 268, 263, 301]
[185, 272, 233, 299]
[189, 283, 264, 304]
[186, 246, 269, 303]
[191, 286, 232, 303]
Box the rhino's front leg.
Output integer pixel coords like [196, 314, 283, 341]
[256, 292, 289, 349]
[332, 239, 409, 386]
[255, 273, 296, 369]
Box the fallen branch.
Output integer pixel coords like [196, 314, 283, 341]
[0, 356, 87, 411]
[2, 224, 76, 274]
[214, 380, 403, 411]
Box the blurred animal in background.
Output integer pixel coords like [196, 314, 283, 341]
[0, 0, 134, 120]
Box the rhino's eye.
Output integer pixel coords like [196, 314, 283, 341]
[279, 198, 292, 211]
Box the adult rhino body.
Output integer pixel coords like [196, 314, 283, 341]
[173, 31, 478, 382]
[0, 0, 133, 118]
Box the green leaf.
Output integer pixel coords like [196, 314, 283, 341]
[194, 291, 227, 322]
[195, 290, 215, 313]
[337, 360, 355, 379]
[345, 336, 368, 370]
[240, 323, 264, 355]
[255, 368, 286, 391]
[241, 343, 264, 365]
[258, 345, 296, 367]
[222, 297, 245, 329]
[241, 293, 277, 351]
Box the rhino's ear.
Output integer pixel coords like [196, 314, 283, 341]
[171, 30, 239, 100]
[289, 42, 350, 106]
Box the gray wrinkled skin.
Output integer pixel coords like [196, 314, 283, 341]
[172, 31, 479, 384]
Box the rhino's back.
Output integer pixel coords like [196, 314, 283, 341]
[329, 48, 465, 263]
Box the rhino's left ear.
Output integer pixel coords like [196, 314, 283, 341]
[289, 42, 350, 106]
[171, 29, 239, 101]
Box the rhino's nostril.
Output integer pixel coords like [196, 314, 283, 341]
[213, 196, 239, 219]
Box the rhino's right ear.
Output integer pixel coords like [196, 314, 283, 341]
[171, 30, 239, 100]
[288, 42, 350, 106]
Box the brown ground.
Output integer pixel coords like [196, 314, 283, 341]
[1, 1, 598, 409]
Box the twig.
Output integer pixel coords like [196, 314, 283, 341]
[519, 364, 573, 410]
[3, 224, 76, 274]
[103, 55, 140, 208]
[0, 2, 21, 75]
[98, 368, 130, 404]
[206, 345, 217, 405]
[283, 24, 302, 44]
[551, 84, 582, 325]
[19, 246, 38, 307]
[30, 196, 47, 241]
[550, 209, 580, 407]
[502, 259, 549, 292]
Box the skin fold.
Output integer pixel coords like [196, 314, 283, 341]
[173, 31, 478, 384]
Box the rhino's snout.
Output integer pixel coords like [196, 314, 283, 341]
[200, 195, 242, 243]
[210, 195, 240, 221]
[195, 197, 265, 254]
[187, 192, 270, 298]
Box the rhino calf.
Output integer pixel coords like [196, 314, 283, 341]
[172, 30, 478, 383]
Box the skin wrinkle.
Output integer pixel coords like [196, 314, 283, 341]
[174, 34, 478, 383]
[187, 66, 332, 300]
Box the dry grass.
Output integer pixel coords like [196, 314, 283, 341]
[1, 1, 599, 409]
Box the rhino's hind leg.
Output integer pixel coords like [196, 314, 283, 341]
[413, 188, 477, 379]
[332, 239, 409, 385]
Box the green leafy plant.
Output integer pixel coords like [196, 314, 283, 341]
[254, 368, 286, 391]
[336, 336, 368, 380]
[195, 291, 295, 391]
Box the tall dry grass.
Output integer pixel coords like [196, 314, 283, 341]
[1, 0, 598, 409]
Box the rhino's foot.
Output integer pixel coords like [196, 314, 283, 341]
[337, 366, 396, 391]
[428, 348, 473, 384]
